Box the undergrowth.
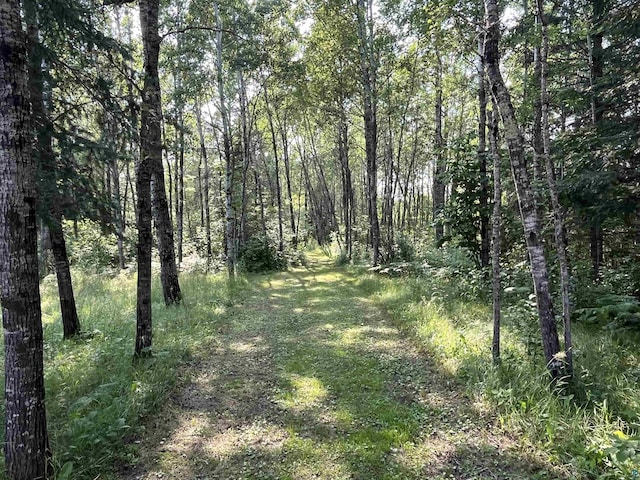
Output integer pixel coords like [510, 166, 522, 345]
[0, 265, 245, 479]
[363, 247, 640, 478]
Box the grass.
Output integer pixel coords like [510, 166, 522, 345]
[1, 250, 638, 478]
[1, 266, 245, 479]
[365, 263, 640, 478]
[104, 253, 565, 480]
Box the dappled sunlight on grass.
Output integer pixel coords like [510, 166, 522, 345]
[7, 268, 236, 479]
[41, 252, 570, 480]
[228, 336, 267, 353]
[366, 265, 640, 477]
[278, 375, 328, 410]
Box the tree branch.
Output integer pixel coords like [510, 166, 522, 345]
[160, 25, 248, 43]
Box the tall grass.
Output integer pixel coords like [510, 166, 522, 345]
[1, 267, 241, 479]
[362, 252, 640, 478]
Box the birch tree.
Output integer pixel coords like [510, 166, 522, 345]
[484, 0, 562, 377]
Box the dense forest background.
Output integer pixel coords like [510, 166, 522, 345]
[1, 0, 639, 477]
[33, 0, 639, 304]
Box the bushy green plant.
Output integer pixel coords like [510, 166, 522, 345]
[334, 250, 351, 266]
[350, 241, 371, 265]
[63, 220, 119, 271]
[391, 234, 416, 262]
[238, 235, 287, 273]
[575, 294, 640, 329]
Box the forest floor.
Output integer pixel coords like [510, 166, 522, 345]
[117, 254, 567, 480]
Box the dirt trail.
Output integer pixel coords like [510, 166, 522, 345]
[119, 258, 565, 480]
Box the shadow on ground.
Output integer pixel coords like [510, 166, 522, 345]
[118, 257, 567, 480]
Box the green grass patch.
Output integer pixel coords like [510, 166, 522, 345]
[3, 252, 625, 479]
[1, 268, 244, 479]
[362, 270, 640, 478]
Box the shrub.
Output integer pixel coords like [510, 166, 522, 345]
[238, 235, 287, 273]
[63, 220, 123, 272]
[391, 234, 416, 262]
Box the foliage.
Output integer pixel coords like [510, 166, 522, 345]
[575, 293, 640, 330]
[237, 235, 288, 273]
[390, 234, 416, 263]
[63, 220, 134, 272]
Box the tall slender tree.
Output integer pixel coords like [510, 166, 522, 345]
[477, 33, 490, 268]
[489, 105, 502, 363]
[484, 0, 562, 377]
[355, 0, 381, 265]
[25, 0, 81, 339]
[588, 0, 606, 281]
[432, 49, 445, 246]
[537, 0, 572, 375]
[135, 0, 159, 356]
[1, 0, 51, 475]
[214, 0, 236, 276]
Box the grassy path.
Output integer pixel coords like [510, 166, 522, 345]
[120, 257, 563, 480]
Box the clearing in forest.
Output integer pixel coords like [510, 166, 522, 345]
[120, 256, 566, 480]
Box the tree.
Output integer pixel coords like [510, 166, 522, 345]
[305, 0, 359, 257]
[0, 0, 51, 475]
[432, 48, 445, 246]
[536, 0, 573, 375]
[355, 0, 381, 265]
[215, 0, 237, 276]
[489, 104, 502, 363]
[135, 0, 160, 356]
[477, 27, 490, 269]
[25, 0, 81, 339]
[484, 0, 562, 377]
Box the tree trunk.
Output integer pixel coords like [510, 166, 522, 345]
[139, 0, 182, 307]
[309, 136, 339, 238]
[489, 105, 502, 363]
[484, 0, 562, 376]
[49, 213, 81, 339]
[177, 98, 185, 265]
[126, 160, 137, 221]
[197, 137, 204, 228]
[26, 0, 82, 340]
[264, 85, 285, 252]
[383, 127, 395, 260]
[537, 0, 573, 376]
[432, 51, 446, 246]
[112, 151, 125, 270]
[532, 40, 545, 189]
[215, 1, 236, 275]
[338, 111, 353, 258]
[277, 113, 297, 249]
[1, 1, 51, 474]
[152, 157, 182, 305]
[402, 116, 419, 231]
[238, 72, 250, 247]
[478, 35, 490, 268]
[356, 0, 380, 265]
[255, 169, 267, 237]
[589, 0, 605, 282]
[195, 102, 212, 260]
[136, 0, 159, 356]
[39, 219, 53, 278]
